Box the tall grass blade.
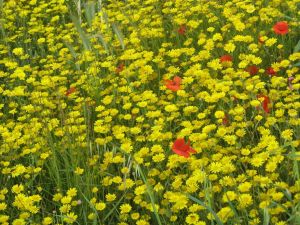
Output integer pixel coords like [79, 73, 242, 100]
[270, 201, 291, 217]
[103, 191, 127, 221]
[70, 14, 91, 50]
[187, 194, 224, 225]
[111, 23, 125, 50]
[293, 39, 300, 53]
[263, 208, 270, 225]
[84, 1, 96, 26]
[63, 41, 78, 59]
[91, 33, 110, 54]
[136, 165, 163, 225]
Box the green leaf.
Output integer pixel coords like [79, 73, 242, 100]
[292, 62, 300, 67]
[283, 15, 294, 20]
[263, 208, 270, 225]
[294, 39, 300, 53]
[283, 189, 292, 201]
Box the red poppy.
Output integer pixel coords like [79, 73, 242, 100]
[232, 95, 238, 102]
[257, 94, 271, 113]
[266, 67, 276, 76]
[178, 25, 187, 35]
[288, 76, 294, 90]
[85, 100, 95, 107]
[220, 54, 233, 63]
[65, 87, 76, 96]
[222, 114, 230, 126]
[258, 36, 265, 44]
[165, 76, 182, 92]
[273, 21, 289, 35]
[246, 65, 259, 75]
[172, 138, 196, 158]
[116, 63, 125, 73]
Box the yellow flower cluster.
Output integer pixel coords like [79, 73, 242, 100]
[0, 0, 300, 224]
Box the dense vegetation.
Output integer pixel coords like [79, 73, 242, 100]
[0, 0, 300, 224]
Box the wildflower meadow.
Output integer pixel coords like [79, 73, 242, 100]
[1, 0, 300, 224]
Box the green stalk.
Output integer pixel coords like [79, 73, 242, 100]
[136, 164, 163, 225]
[187, 194, 224, 225]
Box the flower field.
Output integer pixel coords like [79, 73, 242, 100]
[0, 0, 300, 224]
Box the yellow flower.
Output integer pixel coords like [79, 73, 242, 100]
[224, 42, 236, 53]
[265, 38, 277, 46]
[64, 212, 78, 224]
[40, 152, 50, 160]
[134, 185, 146, 195]
[136, 220, 150, 225]
[67, 188, 77, 198]
[223, 135, 237, 145]
[53, 193, 63, 202]
[11, 164, 26, 177]
[152, 153, 165, 162]
[12, 219, 26, 225]
[61, 196, 72, 204]
[102, 95, 113, 105]
[95, 202, 106, 211]
[214, 111, 225, 119]
[217, 207, 234, 223]
[0, 215, 9, 223]
[186, 213, 199, 224]
[207, 59, 222, 70]
[164, 104, 178, 112]
[210, 162, 222, 173]
[88, 213, 96, 220]
[121, 142, 133, 154]
[74, 167, 84, 175]
[238, 182, 252, 192]
[42, 217, 53, 225]
[120, 203, 132, 214]
[222, 191, 237, 202]
[0, 202, 7, 211]
[131, 212, 140, 220]
[12, 184, 24, 194]
[281, 129, 293, 140]
[170, 215, 178, 222]
[238, 194, 253, 208]
[12, 47, 24, 56]
[251, 157, 264, 167]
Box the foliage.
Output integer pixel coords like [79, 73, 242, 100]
[0, 0, 300, 224]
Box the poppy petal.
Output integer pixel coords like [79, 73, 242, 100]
[172, 138, 185, 150]
[188, 147, 197, 154]
[172, 148, 190, 158]
[173, 76, 182, 84]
